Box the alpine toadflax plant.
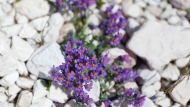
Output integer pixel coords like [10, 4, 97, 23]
[100, 5, 127, 46]
[51, 37, 110, 107]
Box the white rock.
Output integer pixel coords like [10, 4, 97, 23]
[2, 3, 12, 13]
[154, 91, 166, 102]
[147, 6, 163, 17]
[30, 97, 53, 107]
[11, 36, 34, 61]
[16, 13, 29, 24]
[169, 0, 190, 9]
[62, 10, 74, 22]
[177, 10, 187, 17]
[144, 0, 160, 6]
[0, 93, 8, 102]
[160, 63, 180, 81]
[123, 82, 138, 90]
[8, 0, 16, 4]
[14, 0, 50, 19]
[0, 87, 5, 93]
[107, 0, 122, 4]
[30, 74, 38, 80]
[143, 10, 157, 21]
[170, 76, 190, 106]
[175, 56, 190, 68]
[159, 0, 167, 9]
[102, 48, 136, 68]
[138, 66, 161, 85]
[136, 0, 147, 8]
[8, 84, 21, 96]
[167, 15, 181, 25]
[127, 21, 190, 70]
[47, 81, 69, 103]
[30, 16, 49, 31]
[1, 24, 22, 37]
[0, 102, 9, 107]
[0, 15, 14, 27]
[17, 61, 28, 76]
[64, 99, 77, 107]
[141, 85, 156, 97]
[152, 81, 161, 91]
[43, 13, 64, 43]
[172, 103, 182, 107]
[16, 90, 33, 107]
[57, 23, 76, 43]
[19, 24, 37, 39]
[0, 71, 19, 87]
[121, 0, 133, 15]
[0, 0, 7, 3]
[123, 4, 143, 18]
[32, 80, 48, 104]
[8, 94, 17, 101]
[143, 97, 156, 107]
[182, 19, 190, 27]
[16, 77, 35, 89]
[88, 14, 100, 26]
[160, 4, 174, 19]
[155, 97, 171, 107]
[127, 18, 140, 35]
[0, 35, 18, 77]
[84, 80, 100, 102]
[26, 42, 65, 80]
[0, 4, 5, 17]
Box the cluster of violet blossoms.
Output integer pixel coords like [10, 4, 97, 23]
[118, 88, 146, 107]
[56, 0, 96, 10]
[100, 5, 127, 46]
[51, 37, 111, 107]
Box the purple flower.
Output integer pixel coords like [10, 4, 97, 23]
[119, 17, 127, 29]
[76, 40, 83, 46]
[75, 60, 84, 70]
[85, 97, 93, 106]
[121, 54, 130, 63]
[79, 47, 89, 55]
[55, 0, 63, 8]
[89, 60, 97, 70]
[65, 71, 75, 80]
[116, 33, 123, 40]
[87, 0, 96, 6]
[104, 100, 111, 107]
[51, 66, 58, 79]
[80, 91, 89, 101]
[67, 54, 75, 61]
[110, 64, 117, 72]
[85, 82, 92, 91]
[76, 82, 83, 91]
[53, 101, 62, 107]
[59, 63, 69, 71]
[101, 53, 110, 67]
[105, 5, 114, 17]
[98, 67, 107, 76]
[82, 74, 90, 83]
[110, 37, 120, 46]
[66, 41, 73, 49]
[90, 71, 99, 79]
[90, 53, 97, 61]
[84, 59, 90, 69]
[114, 73, 122, 81]
[68, 82, 74, 91]
[124, 88, 133, 96]
[55, 73, 63, 84]
[79, 0, 88, 10]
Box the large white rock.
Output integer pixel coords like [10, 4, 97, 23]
[0, 34, 18, 77]
[83, 80, 100, 102]
[26, 42, 65, 80]
[0, 93, 8, 102]
[16, 90, 33, 107]
[43, 13, 64, 43]
[123, 4, 143, 18]
[102, 48, 136, 69]
[30, 97, 53, 107]
[2, 3, 12, 13]
[155, 97, 171, 107]
[0, 15, 14, 27]
[87, 14, 100, 27]
[175, 56, 190, 68]
[123, 82, 138, 90]
[11, 36, 34, 61]
[17, 61, 28, 76]
[16, 77, 35, 89]
[8, 84, 21, 96]
[127, 21, 190, 71]
[64, 99, 77, 107]
[0, 71, 19, 87]
[170, 76, 190, 106]
[30, 16, 49, 31]
[0, 87, 5, 93]
[0, 102, 9, 107]
[138, 65, 161, 85]
[47, 81, 69, 103]
[160, 63, 180, 81]
[19, 24, 37, 39]
[152, 81, 161, 91]
[141, 85, 156, 98]
[32, 80, 48, 104]
[15, 13, 29, 24]
[14, 0, 50, 19]
[169, 0, 190, 9]
[167, 15, 181, 25]
[1, 24, 22, 37]
[127, 18, 140, 35]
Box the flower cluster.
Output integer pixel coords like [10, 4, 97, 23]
[55, 0, 96, 10]
[118, 88, 146, 107]
[100, 5, 127, 46]
[51, 37, 110, 107]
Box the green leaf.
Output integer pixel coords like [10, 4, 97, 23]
[100, 83, 107, 89]
[41, 80, 52, 91]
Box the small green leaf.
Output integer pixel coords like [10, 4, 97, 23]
[41, 80, 52, 91]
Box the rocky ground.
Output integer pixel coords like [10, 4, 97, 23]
[1, 0, 190, 107]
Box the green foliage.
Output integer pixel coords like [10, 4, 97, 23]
[96, 0, 105, 8]
[41, 80, 52, 91]
[100, 93, 108, 101]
